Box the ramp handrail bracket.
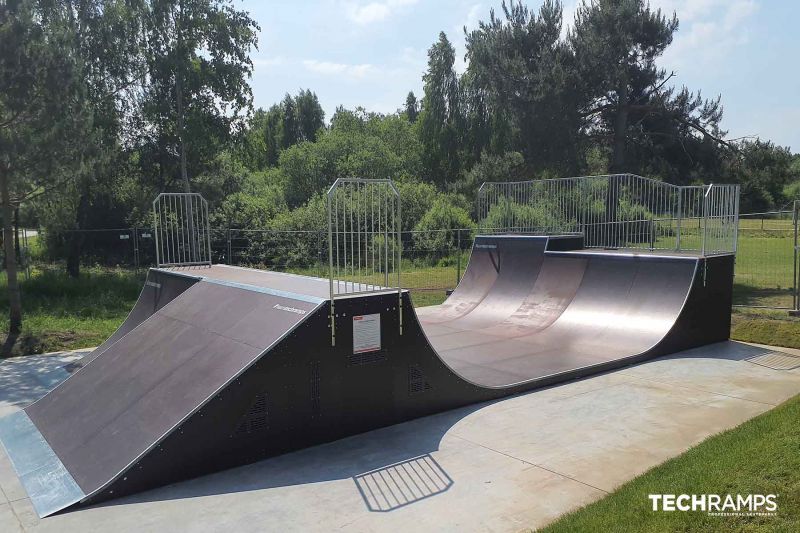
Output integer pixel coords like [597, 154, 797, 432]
[152, 192, 212, 268]
[476, 174, 739, 255]
[327, 178, 403, 347]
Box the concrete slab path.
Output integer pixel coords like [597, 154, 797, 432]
[1, 341, 799, 532]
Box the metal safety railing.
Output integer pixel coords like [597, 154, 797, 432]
[794, 200, 800, 315]
[327, 178, 402, 346]
[477, 174, 740, 254]
[152, 193, 212, 267]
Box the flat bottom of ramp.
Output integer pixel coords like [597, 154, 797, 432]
[2, 341, 800, 532]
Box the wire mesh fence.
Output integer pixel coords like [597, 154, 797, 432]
[733, 210, 797, 309]
[11, 208, 799, 311]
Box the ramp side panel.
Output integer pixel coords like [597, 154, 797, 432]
[78, 270, 199, 367]
[415, 235, 504, 323]
[25, 281, 319, 497]
[655, 254, 734, 352]
[444, 237, 547, 330]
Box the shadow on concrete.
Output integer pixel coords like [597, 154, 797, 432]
[96, 400, 487, 511]
[0, 352, 88, 409]
[353, 453, 453, 512]
[643, 340, 775, 363]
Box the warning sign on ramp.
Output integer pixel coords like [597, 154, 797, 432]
[353, 314, 381, 354]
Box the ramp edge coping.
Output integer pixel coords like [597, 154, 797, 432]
[155, 268, 327, 304]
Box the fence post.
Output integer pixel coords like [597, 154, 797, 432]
[701, 185, 710, 256]
[456, 228, 462, 286]
[227, 228, 232, 264]
[792, 201, 799, 315]
[676, 190, 682, 251]
[133, 226, 140, 271]
[21, 228, 30, 281]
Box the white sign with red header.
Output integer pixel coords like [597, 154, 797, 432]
[353, 313, 381, 354]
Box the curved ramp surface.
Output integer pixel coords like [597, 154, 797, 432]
[0, 239, 733, 516]
[420, 236, 714, 387]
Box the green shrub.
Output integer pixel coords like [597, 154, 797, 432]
[482, 198, 566, 232]
[414, 198, 475, 252]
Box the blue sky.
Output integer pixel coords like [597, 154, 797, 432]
[242, 0, 799, 152]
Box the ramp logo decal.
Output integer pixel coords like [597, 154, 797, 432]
[273, 304, 307, 315]
[648, 494, 778, 517]
[353, 314, 381, 354]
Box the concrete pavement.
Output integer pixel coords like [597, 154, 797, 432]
[1, 341, 799, 532]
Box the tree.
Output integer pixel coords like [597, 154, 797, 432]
[138, 0, 259, 193]
[404, 91, 419, 123]
[418, 32, 463, 187]
[571, 0, 678, 172]
[725, 140, 795, 212]
[56, 0, 148, 277]
[459, 151, 527, 199]
[295, 89, 325, 142]
[413, 197, 475, 252]
[240, 90, 324, 171]
[0, 1, 92, 333]
[240, 105, 282, 169]
[278, 93, 300, 149]
[570, 0, 732, 180]
[466, 1, 580, 173]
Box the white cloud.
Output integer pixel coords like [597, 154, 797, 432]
[303, 59, 374, 79]
[345, 0, 420, 25]
[561, 0, 758, 62]
[655, 0, 759, 72]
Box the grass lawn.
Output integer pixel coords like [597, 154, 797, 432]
[731, 308, 800, 349]
[734, 231, 796, 307]
[0, 266, 144, 357]
[540, 392, 800, 532]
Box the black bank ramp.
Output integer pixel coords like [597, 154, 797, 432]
[0, 275, 324, 516]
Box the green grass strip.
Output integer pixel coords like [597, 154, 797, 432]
[541, 393, 800, 532]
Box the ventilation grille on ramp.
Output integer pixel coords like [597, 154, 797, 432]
[310, 360, 321, 417]
[409, 364, 432, 395]
[348, 351, 386, 366]
[234, 393, 269, 435]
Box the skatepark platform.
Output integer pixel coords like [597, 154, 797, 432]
[0, 235, 735, 517]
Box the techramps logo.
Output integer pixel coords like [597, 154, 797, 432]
[648, 494, 778, 517]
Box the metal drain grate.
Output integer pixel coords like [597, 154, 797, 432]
[746, 352, 800, 371]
